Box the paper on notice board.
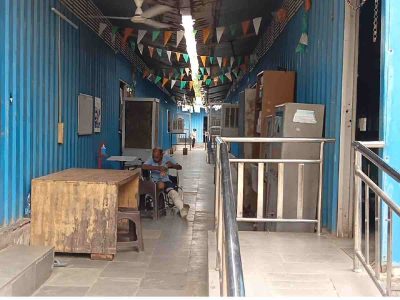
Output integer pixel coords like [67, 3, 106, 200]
[293, 109, 317, 124]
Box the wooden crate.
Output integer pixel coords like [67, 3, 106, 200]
[30, 168, 140, 259]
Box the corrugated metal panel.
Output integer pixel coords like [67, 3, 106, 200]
[0, 0, 134, 226]
[226, 1, 345, 232]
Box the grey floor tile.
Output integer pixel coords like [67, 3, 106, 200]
[139, 272, 188, 290]
[44, 268, 103, 287]
[65, 257, 110, 269]
[113, 250, 152, 263]
[148, 256, 189, 273]
[100, 262, 148, 279]
[33, 286, 89, 297]
[86, 278, 141, 296]
[135, 288, 191, 296]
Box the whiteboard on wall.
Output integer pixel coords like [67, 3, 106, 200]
[78, 94, 94, 135]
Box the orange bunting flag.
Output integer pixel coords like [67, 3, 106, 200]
[162, 78, 169, 87]
[148, 46, 154, 58]
[123, 28, 134, 43]
[200, 56, 207, 67]
[142, 69, 149, 78]
[189, 81, 194, 90]
[305, 0, 312, 12]
[223, 57, 229, 67]
[164, 31, 173, 46]
[180, 74, 185, 80]
[203, 28, 211, 43]
[175, 52, 182, 62]
[203, 74, 208, 81]
[241, 20, 251, 35]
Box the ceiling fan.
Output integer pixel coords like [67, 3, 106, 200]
[89, 0, 172, 29]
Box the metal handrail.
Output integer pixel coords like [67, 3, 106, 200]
[353, 141, 400, 296]
[220, 143, 245, 296]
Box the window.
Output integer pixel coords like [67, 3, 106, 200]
[222, 105, 239, 129]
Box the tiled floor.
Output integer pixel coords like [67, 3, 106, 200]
[237, 232, 382, 297]
[34, 147, 214, 297]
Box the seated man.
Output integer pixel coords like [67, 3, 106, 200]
[142, 148, 190, 218]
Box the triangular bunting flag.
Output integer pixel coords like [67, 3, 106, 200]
[220, 75, 225, 84]
[200, 56, 207, 67]
[223, 57, 229, 67]
[152, 30, 161, 41]
[137, 29, 146, 44]
[138, 43, 144, 54]
[206, 67, 210, 75]
[180, 74, 185, 80]
[189, 81, 193, 90]
[148, 46, 154, 58]
[193, 29, 198, 36]
[171, 79, 177, 89]
[209, 56, 215, 64]
[232, 68, 239, 78]
[185, 68, 190, 76]
[203, 28, 211, 43]
[200, 67, 205, 75]
[162, 78, 169, 87]
[253, 17, 262, 35]
[225, 72, 232, 81]
[176, 52, 181, 61]
[183, 53, 190, 63]
[164, 31, 173, 46]
[241, 20, 251, 35]
[180, 81, 187, 89]
[237, 56, 243, 66]
[230, 57, 235, 67]
[206, 79, 212, 86]
[98, 23, 107, 36]
[123, 28, 134, 44]
[155, 76, 162, 84]
[203, 74, 208, 81]
[180, 68, 184, 75]
[229, 24, 237, 36]
[130, 40, 136, 50]
[216, 27, 224, 43]
[157, 48, 163, 57]
[217, 57, 222, 68]
[176, 31, 184, 47]
[167, 51, 172, 62]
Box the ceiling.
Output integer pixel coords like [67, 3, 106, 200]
[91, 0, 282, 104]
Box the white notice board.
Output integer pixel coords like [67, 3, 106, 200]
[78, 94, 94, 135]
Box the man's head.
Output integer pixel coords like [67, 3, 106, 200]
[152, 148, 163, 163]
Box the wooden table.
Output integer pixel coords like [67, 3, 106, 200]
[30, 168, 140, 260]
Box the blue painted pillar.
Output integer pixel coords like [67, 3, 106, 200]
[380, 0, 400, 264]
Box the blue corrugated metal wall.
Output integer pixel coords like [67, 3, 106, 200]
[0, 0, 175, 226]
[226, 1, 345, 232]
[190, 109, 207, 144]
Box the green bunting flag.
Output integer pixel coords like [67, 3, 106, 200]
[232, 69, 239, 78]
[180, 81, 187, 89]
[157, 48, 163, 57]
[206, 79, 212, 86]
[130, 40, 136, 50]
[152, 30, 161, 41]
[180, 68, 184, 75]
[209, 56, 215, 64]
[183, 53, 190, 63]
[296, 10, 309, 53]
[154, 76, 162, 84]
[219, 75, 225, 84]
[200, 67, 205, 75]
[229, 24, 237, 36]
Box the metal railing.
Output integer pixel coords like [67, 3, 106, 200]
[214, 137, 245, 296]
[214, 137, 334, 296]
[353, 141, 400, 296]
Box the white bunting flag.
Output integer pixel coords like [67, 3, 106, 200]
[217, 57, 222, 68]
[137, 30, 146, 44]
[225, 72, 232, 81]
[216, 26, 224, 43]
[253, 17, 262, 35]
[167, 50, 172, 62]
[230, 57, 235, 67]
[171, 80, 177, 89]
[138, 43, 144, 55]
[185, 68, 190, 76]
[98, 23, 107, 36]
[176, 30, 184, 47]
[206, 67, 211, 75]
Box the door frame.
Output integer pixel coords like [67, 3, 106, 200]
[337, 4, 360, 238]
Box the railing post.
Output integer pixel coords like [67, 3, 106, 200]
[386, 209, 392, 296]
[375, 195, 381, 280]
[215, 142, 221, 230]
[353, 150, 362, 272]
[257, 163, 264, 219]
[317, 142, 325, 235]
[237, 163, 244, 218]
[297, 164, 305, 219]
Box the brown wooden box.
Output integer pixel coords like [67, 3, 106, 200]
[30, 168, 140, 259]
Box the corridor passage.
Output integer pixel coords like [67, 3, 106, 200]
[34, 147, 214, 297]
